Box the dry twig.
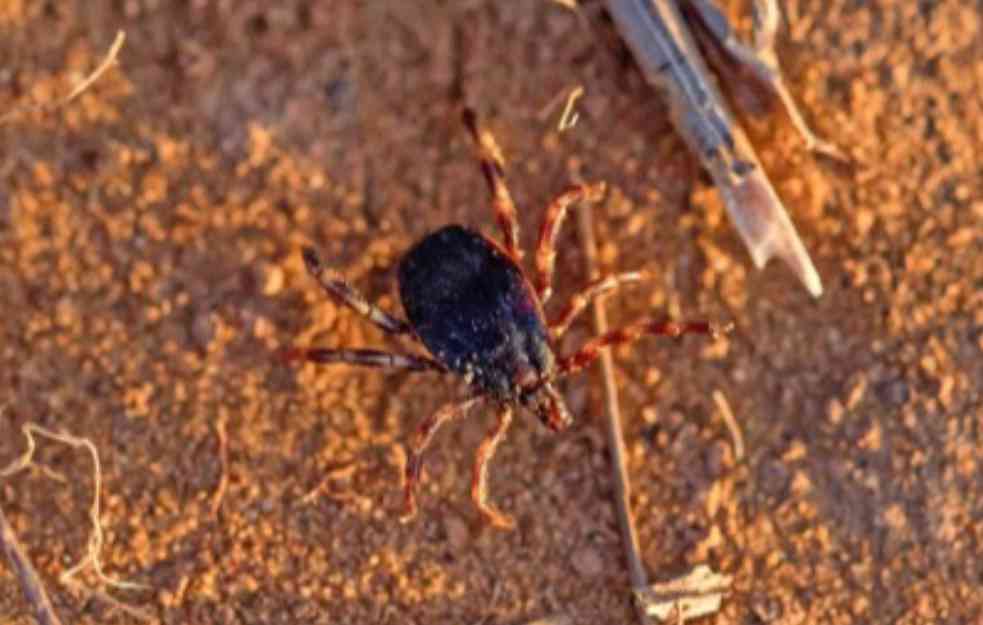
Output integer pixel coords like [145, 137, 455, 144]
[0, 503, 64, 625]
[210, 409, 230, 518]
[1, 421, 155, 622]
[521, 615, 573, 625]
[633, 565, 732, 623]
[0, 423, 141, 591]
[576, 197, 650, 621]
[712, 390, 744, 461]
[558, 85, 584, 131]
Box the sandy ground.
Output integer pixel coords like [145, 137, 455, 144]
[1, 1, 981, 623]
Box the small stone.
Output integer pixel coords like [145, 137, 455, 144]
[443, 514, 470, 550]
[261, 263, 285, 295]
[189, 309, 215, 348]
[564, 382, 588, 417]
[751, 593, 783, 621]
[571, 544, 604, 577]
[759, 459, 790, 498]
[874, 378, 910, 406]
[54, 296, 78, 327]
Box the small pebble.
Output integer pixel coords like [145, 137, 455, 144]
[759, 459, 790, 498]
[261, 263, 285, 296]
[190, 309, 215, 348]
[751, 594, 783, 621]
[570, 545, 604, 577]
[874, 378, 910, 406]
[443, 514, 470, 550]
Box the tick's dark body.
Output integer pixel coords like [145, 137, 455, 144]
[398, 225, 553, 400]
[294, 109, 715, 528]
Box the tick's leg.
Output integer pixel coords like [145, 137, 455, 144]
[534, 182, 607, 303]
[682, 0, 844, 160]
[549, 270, 650, 338]
[302, 247, 415, 337]
[472, 404, 516, 530]
[539, 382, 573, 432]
[557, 319, 730, 377]
[400, 396, 484, 523]
[462, 109, 522, 260]
[282, 347, 445, 372]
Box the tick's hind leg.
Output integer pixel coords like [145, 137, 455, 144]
[471, 404, 516, 529]
[557, 319, 728, 377]
[549, 270, 650, 338]
[302, 247, 415, 337]
[400, 396, 484, 523]
[283, 347, 445, 372]
[462, 109, 522, 260]
[534, 182, 607, 303]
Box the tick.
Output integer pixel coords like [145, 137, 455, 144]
[292, 110, 718, 529]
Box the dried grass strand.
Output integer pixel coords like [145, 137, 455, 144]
[0, 503, 65, 625]
[576, 197, 650, 622]
[0, 30, 125, 126]
[1, 423, 146, 592]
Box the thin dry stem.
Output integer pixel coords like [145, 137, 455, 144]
[521, 615, 573, 625]
[712, 390, 745, 461]
[558, 85, 584, 131]
[298, 463, 358, 504]
[538, 84, 585, 131]
[211, 409, 230, 518]
[0, 503, 65, 625]
[83, 587, 157, 623]
[0, 30, 125, 126]
[576, 197, 650, 620]
[1, 423, 150, 600]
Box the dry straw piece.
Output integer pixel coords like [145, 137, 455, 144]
[0, 503, 64, 625]
[2, 420, 156, 623]
[0, 30, 125, 126]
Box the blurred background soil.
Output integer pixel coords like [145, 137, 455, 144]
[1, 1, 981, 623]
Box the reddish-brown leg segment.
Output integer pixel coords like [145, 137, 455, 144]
[462, 109, 522, 260]
[284, 347, 444, 372]
[557, 319, 722, 377]
[471, 404, 516, 529]
[539, 381, 573, 432]
[534, 182, 607, 303]
[400, 396, 484, 523]
[302, 247, 414, 337]
[549, 270, 650, 338]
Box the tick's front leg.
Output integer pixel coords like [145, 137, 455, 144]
[534, 182, 607, 304]
[462, 109, 523, 261]
[302, 247, 416, 337]
[283, 347, 445, 372]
